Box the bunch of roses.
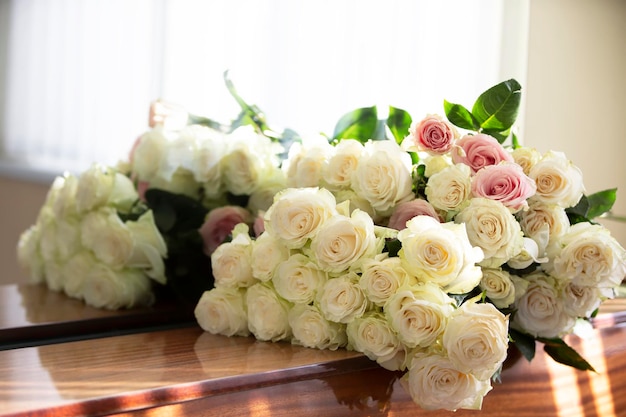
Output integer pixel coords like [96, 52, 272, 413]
[17, 163, 168, 309]
[194, 187, 511, 411]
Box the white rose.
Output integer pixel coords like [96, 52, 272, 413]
[42, 259, 64, 292]
[283, 135, 333, 188]
[528, 150, 585, 208]
[246, 282, 292, 342]
[352, 140, 414, 215]
[50, 174, 79, 219]
[384, 283, 455, 348]
[82, 264, 154, 310]
[211, 232, 255, 288]
[37, 207, 60, 263]
[147, 168, 201, 200]
[402, 351, 492, 411]
[562, 282, 612, 318]
[264, 187, 338, 249]
[317, 272, 370, 323]
[17, 225, 44, 284]
[425, 163, 472, 215]
[321, 139, 363, 190]
[513, 271, 576, 338]
[131, 127, 169, 182]
[288, 303, 347, 350]
[54, 217, 81, 261]
[309, 209, 377, 274]
[251, 232, 290, 282]
[125, 210, 168, 284]
[194, 287, 250, 337]
[545, 222, 626, 288]
[81, 208, 133, 269]
[511, 146, 541, 175]
[455, 198, 525, 268]
[398, 215, 483, 294]
[518, 200, 569, 254]
[443, 300, 509, 380]
[333, 189, 379, 223]
[181, 125, 226, 184]
[506, 237, 547, 270]
[423, 154, 453, 178]
[346, 311, 402, 369]
[273, 253, 326, 304]
[75, 164, 117, 213]
[359, 255, 416, 306]
[479, 268, 517, 309]
[246, 169, 287, 214]
[62, 250, 96, 300]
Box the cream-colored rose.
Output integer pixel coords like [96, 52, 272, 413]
[384, 283, 455, 348]
[398, 215, 483, 294]
[479, 268, 517, 309]
[321, 139, 364, 190]
[273, 253, 326, 304]
[346, 311, 401, 368]
[75, 164, 115, 213]
[309, 209, 377, 274]
[264, 187, 338, 249]
[562, 282, 612, 318]
[61, 250, 97, 300]
[455, 198, 524, 268]
[401, 351, 492, 411]
[506, 237, 547, 270]
[180, 125, 226, 184]
[251, 232, 290, 282]
[194, 287, 250, 337]
[359, 255, 416, 306]
[317, 272, 370, 323]
[518, 200, 569, 254]
[81, 208, 134, 269]
[211, 231, 255, 288]
[288, 303, 347, 350]
[528, 150, 585, 208]
[246, 169, 288, 214]
[443, 299, 509, 380]
[82, 264, 154, 310]
[425, 163, 472, 215]
[423, 154, 453, 178]
[125, 210, 168, 284]
[333, 189, 379, 223]
[511, 146, 541, 175]
[147, 168, 201, 200]
[546, 222, 626, 288]
[513, 271, 576, 338]
[284, 135, 333, 188]
[50, 174, 79, 220]
[131, 127, 169, 182]
[54, 217, 81, 261]
[352, 140, 414, 216]
[16, 225, 44, 284]
[42, 259, 65, 292]
[159, 132, 197, 181]
[246, 282, 292, 342]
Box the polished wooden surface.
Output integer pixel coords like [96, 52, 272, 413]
[0, 284, 194, 349]
[0, 284, 625, 416]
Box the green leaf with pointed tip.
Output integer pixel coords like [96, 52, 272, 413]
[566, 195, 591, 224]
[443, 100, 479, 130]
[223, 70, 272, 135]
[332, 106, 378, 143]
[386, 106, 412, 144]
[472, 79, 521, 131]
[509, 329, 536, 362]
[586, 188, 617, 219]
[481, 127, 511, 144]
[538, 337, 596, 372]
[511, 132, 521, 149]
[187, 114, 229, 132]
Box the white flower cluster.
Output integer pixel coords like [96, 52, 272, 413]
[194, 187, 510, 411]
[17, 164, 167, 309]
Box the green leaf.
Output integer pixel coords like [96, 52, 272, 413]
[443, 100, 479, 130]
[481, 127, 511, 144]
[472, 79, 521, 132]
[586, 188, 617, 219]
[145, 189, 208, 233]
[223, 70, 272, 135]
[511, 131, 521, 149]
[566, 195, 591, 225]
[386, 106, 412, 144]
[384, 238, 402, 257]
[538, 337, 596, 372]
[332, 106, 378, 143]
[509, 329, 536, 362]
[187, 114, 229, 132]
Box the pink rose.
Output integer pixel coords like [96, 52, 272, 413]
[408, 114, 458, 154]
[199, 206, 252, 255]
[253, 211, 266, 237]
[451, 134, 513, 174]
[471, 163, 537, 212]
[137, 180, 150, 202]
[388, 199, 442, 230]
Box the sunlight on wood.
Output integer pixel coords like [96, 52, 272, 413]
[546, 353, 583, 417]
[581, 334, 616, 417]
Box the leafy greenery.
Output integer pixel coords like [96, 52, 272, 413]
[566, 188, 617, 224]
[331, 105, 412, 145]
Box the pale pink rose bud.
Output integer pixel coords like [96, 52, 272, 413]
[407, 114, 458, 154]
[253, 211, 266, 237]
[388, 199, 442, 230]
[199, 206, 252, 255]
[471, 163, 537, 213]
[148, 100, 188, 130]
[137, 180, 150, 202]
[451, 133, 513, 174]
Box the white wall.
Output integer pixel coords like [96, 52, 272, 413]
[524, 0, 626, 245]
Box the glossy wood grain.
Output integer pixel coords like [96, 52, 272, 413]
[1, 316, 625, 416]
[0, 284, 195, 349]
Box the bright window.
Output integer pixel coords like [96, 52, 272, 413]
[0, 0, 529, 180]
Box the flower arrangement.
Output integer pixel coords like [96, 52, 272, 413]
[17, 74, 626, 411]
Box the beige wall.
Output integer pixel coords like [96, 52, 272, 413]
[1, 0, 625, 285]
[524, 0, 626, 245]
